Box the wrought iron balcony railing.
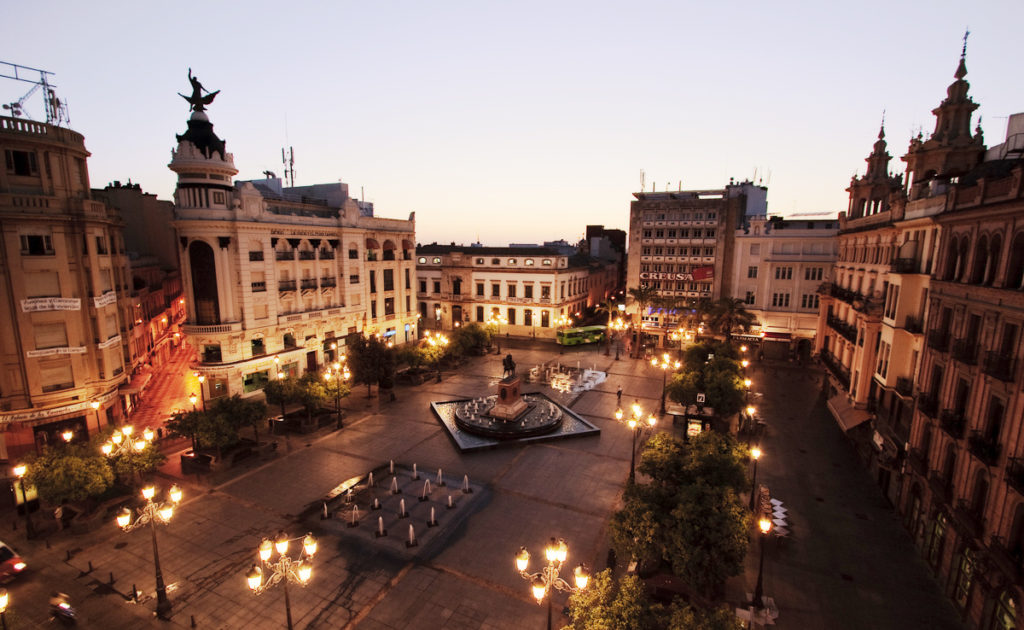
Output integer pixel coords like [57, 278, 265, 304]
[890, 258, 918, 274]
[938, 409, 967, 439]
[951, 339, 978, 365]
[278, 280, 296, 291]
[903, 315, 924, 334]
[927, 330, 951, 352]
[1006, 458, 1024, 497]
[917, 393, 939, 418]
[896, 377, 914, 397]
[968, 431, 1001, 467]
[982, 352, 1015, 382]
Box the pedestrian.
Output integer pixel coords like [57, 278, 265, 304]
[616, 386, 622, 405]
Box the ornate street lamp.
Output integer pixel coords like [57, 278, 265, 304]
[752, 517, 772, 610]
[323, 358, 350, 429]
[614, 400, 657, 483]
[748, 446, 762, 510]
[116, 484, 183, 619]
[189, 393, 198, 412]
[246, 531, 318, 630]
[515, 538, 589, 630]
[425, 331, 450, 382]
[101, 424, 154, 457]
[11, 465, 33, 539]
[651, 353, 681, 414]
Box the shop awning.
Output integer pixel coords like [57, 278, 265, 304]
[827, 393, 872, 432]
[119, 372, 152, 395]
[763, 331, 792, 341]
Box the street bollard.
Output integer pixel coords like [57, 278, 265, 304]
[109, 571, 115, 585]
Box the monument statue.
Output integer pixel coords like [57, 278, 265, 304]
[179, 68, 220, 112]
[502, 354, 516, 378]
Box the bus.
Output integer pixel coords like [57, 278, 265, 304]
[556, 325, 607, 346]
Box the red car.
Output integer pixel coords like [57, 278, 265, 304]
[0, 541, 27, 582]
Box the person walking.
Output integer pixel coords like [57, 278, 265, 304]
[616, 386, 623, 405]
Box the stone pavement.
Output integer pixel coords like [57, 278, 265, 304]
[726, 359, 964, 630]
[0, 343, 965, 629]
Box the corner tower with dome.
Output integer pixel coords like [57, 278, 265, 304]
[170, 71, 418, 401]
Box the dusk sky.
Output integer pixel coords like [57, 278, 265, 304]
[3, 1, 1022, 246]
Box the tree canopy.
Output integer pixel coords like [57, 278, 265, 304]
[23, 445, 114, 505]
[348, 334, 396, 394]
[706, 298, 757, 343]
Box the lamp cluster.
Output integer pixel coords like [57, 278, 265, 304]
[101, 424, 154, 457]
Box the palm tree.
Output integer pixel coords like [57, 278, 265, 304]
[627, 285, 659, 358]
[707, 297, 757, 344]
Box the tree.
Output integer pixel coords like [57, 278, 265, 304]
[264, 376, 299, 420]
[295, 373, 328, 422]
[680, 431, 748, 493]
[628, 286, 659, 357]
[348, 334, 396, 396]
[706, 298, 757, 344]
[93, 428, 166, 486]
[565, 570, 664, 630]
[195, 410, 239, 459]
[166, 410, 204, 451]
[212, 394, 268, 444]
[667, 604, 745, 630]
[23, 446, 114, 505]
[451, 322, 489, 357]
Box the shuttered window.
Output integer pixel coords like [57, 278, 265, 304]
[34, 322, 68, 349]
[25, 271, 60, 297]
[39, 360, 74, 392]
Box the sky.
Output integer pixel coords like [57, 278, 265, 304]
[3, 1, 1022, 246]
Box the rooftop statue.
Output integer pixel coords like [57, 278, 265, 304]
[178, 68, 219, 112]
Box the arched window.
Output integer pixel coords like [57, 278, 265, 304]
[970, 235, 989, 284]
[987, 590, 1017, 630]
[1006, 233, 1024, 290]
[1008, 503, 1024, 563]
[188, 241, 220, 325]
[952, 546, 975, 611]
[970, 469, 989, 515]
[382, 240, 396, 261]
[985, 235, 1002, 286]
[958, 238, 971, 282]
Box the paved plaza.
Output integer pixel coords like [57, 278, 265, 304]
[2, 341, 964, 629]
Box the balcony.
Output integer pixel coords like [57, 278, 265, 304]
[903, 315, 923, 334]
[917, 393, 939, 418]
[278, 280, 296, 292]
[276, 251, 295, 261]
[1006, 458, 1024, 497]
[828, 283, 859, 303]
[251, 281, 267, 293]
[820, 351, 851, 390]
[988, 537, 1024, 581]
[249, 251, 264, 261]
[953, 499, 986, 539]
[889, 258, 918, 274]
[299, 251, 316, 260]
[968, 431, 1001, 467]
[895, 377, 914, 397]
[928, 471, 953, 505]
[320, 277, 336, 288]
[827, 316, 858, 343]
[982, 352, 1015, 382]
[950, 339, 978, 365]
[907, 447, 928, 476]
[300, 279, 318, 290]
[927, 330, 950, 352]
[939, 409, 966, 439]
[318, 250, 334, 260]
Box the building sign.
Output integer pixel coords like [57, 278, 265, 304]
[26, 346, 87, 358]
[639, 266, 714, 282]
[0, 389, 119, 425]
[21, 297, 81, 312]
[687, 419, 703, 438]
[98, 335, 122, 350]
[93, 291, 117, 308]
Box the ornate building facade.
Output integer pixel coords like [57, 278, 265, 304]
[170, 80, 417, 401]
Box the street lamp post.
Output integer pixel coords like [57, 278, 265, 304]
[752, 517, 772, 610]
[651, 353, 681, 415]
[615, 401, 657, 483]
[748, 446, 762, 511]
[189, 393, 198, 412]
[11, 465, 33, 540]
[515, 538, 589, 630]
[197, 375, 207, 412]
[101, 424, 155, 485]
[0, 587, 9, 630]
[324, 360, 350, 429]
[246, 531, 318, 630]
[116, 484, 183, 619]
[425, 331, 449, 382]
[90, 399, 102, 429]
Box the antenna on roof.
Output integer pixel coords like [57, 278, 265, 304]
[281, 146, 295, 187]
[640, 169, 645, 192]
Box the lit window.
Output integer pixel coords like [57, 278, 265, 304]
[417, 257, 427, 264]
[508, 258, 517, 265]
[525, 259, 535, 266]
[432, 257, 441, 264]
[542, 259, 552, 266]
[476, 258, 485, 264]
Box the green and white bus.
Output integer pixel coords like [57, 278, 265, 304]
[555, 325, 607, 346]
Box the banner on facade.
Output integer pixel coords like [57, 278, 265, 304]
[26, 346, 87, 358]
[98, 335, 122, 349]
[21, 297, 81, 312]
[93, 291, 117, 308]
[639, 265, 714, 282]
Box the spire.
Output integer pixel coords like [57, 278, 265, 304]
[955, 29, 969, 79]
[878, 110, 886, 139]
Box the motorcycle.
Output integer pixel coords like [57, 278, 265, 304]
[49, 592, 77, 626]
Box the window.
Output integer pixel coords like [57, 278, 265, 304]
[283, 333, 296, 348]
[419, 280, 427, 293]
[801, 294, 820, 309]
[491, 283, 500, 297]
[876, 341, 891, 377]
[405, 295, 410, 312]
[5, 149, 39, 176]
[432, 281, 441, 294]
[20, 234, 54, 256]
[771, 292, 790, 308]
[525, 309, 533, 326]
[351, 249, 360, 260]
[508, 258, 517, 265]
[249, 250, 264, 261]
[476, 283, 484, 296]
[747, 266, 758, 279]
[251, 338, 266, 356]
[202, 344, 222, 362]
[383, 269, 394, 291]
[349, 274, 359, 284]
[655, 229, 664, 237]
[642, 247, 651, 255]
[525, 259, 535, 266]
[34, 323, 68, 349]
[371, 300, 377, 318]
[643, 230, 652, 238]
[774, 266, 793, 280]
[508, 284, 517, 298]
[491, 258, 500, 265]
[542, 259, 552, 266]
[405, 268, 410, 289]
[705, 229, 716, 238]
[213, 191, 225, 204]
[508, 308, 516, 324]
[525, 284, 534, 299]
[541, 311, 550, 327]
[243, 370, 270, 392]
[39, 360, 74, 393]
[805, 267, 823, 281]
[541, 285, 551, 299]
[745, 291, 755, 305]
[476, 258, 485, 264]
[432, 257, 441, 264]
[417, 256, 426, 264]
[476, 306, 484, 321]
[704, 248, 714, 256]
[384, 297, 395, 316]
[24, 271, 60, 297]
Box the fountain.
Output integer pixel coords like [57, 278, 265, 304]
[367, 472, 374, 487]
[451, 373, 563, 439]
[406, 524, 417, 548]
[375, 516, 386, 538]
[462, 474, 472, 494]
[390, 477, 400, 495]
[372, 497, 381, 510]
[447, 494, 455, 510]
[399, 498, 408, 518]
[428, 507, 438, 527]
[348, 505, 360, 528]
[412, 463, 418, 480]
[436, 468, 445, 487]
[420, 480, 431, 502]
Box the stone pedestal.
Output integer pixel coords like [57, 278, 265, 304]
[490, 375, 528, 420]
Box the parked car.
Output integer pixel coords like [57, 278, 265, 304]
[0, 540, 27, 582]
